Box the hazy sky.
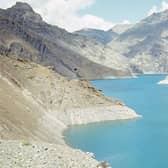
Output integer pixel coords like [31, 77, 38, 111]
[1, 0, 168, 32]
[80, 0, 168, 23]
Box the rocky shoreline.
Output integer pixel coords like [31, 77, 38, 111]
[0, 56, 141, 167]
[158, 76, 168, 85]
[0, 140, 99, 168]
[0, 106, 140, 168]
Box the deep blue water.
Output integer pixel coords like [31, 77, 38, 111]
[64, 75, 168, 168]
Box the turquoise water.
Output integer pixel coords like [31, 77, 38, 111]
[64, 75, 168, 168]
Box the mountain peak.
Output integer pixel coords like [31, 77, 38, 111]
[6, 2, 42, 23]
[11, 2, 33, 11]
[141, 9, 168, 25]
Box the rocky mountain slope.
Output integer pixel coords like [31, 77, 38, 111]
[0, 2, 141, 167]
[0, 56, 112, 142]
[74, 28, 118, 44]
[0, 140, 99, 168]
[111, 24, 133, 34]
[0, 55, 138, 141]
[0, 55, 139, 167]
[0, 2, 129, 79]
[74, 10, 168, 75]
[105, 11, 168, 74]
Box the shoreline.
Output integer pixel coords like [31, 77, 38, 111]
[158, 76, 168, 85]
[0, 105, 141, 168]
[0, 56, 141, 167]
[59, 105, 142, 167]
[62, 109, 141, 147]
[77, 73, 168, 81]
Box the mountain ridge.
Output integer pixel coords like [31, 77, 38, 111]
[0, 2, 130, 79]
[79, 9, 168, 75]
[74, 28, 118, 44]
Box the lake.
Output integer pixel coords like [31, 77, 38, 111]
[64, 75, 168, 168]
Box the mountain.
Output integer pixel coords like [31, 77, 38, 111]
[75, 10, 168, 75]
[111, 24, 133, 34]
[0, 55, 120, 142]
[106, 10, 168, 74]
[8, 2, 168, 76]
[74, 28, 118, 44]
[0, 55, 139, 167]
[0, 3, 140, 166]
[0, 2, 129, 79]
[74, 28, 132, 74]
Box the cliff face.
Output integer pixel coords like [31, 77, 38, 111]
[0, 2, 129, 79]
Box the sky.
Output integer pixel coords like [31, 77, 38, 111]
[1, 0, 168, 32]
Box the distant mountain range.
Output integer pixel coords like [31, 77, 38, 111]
[111, 24, 133, 34]
[74, 24, 133, 45]
[75, 10, 168, 74]
[106, 10, 168, 74]
[74, 28, 118, 44]
[1, 2, 168, 78]
[0, 2, 129, 79]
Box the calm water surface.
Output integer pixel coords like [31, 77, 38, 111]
[64, 75, 168, 168]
